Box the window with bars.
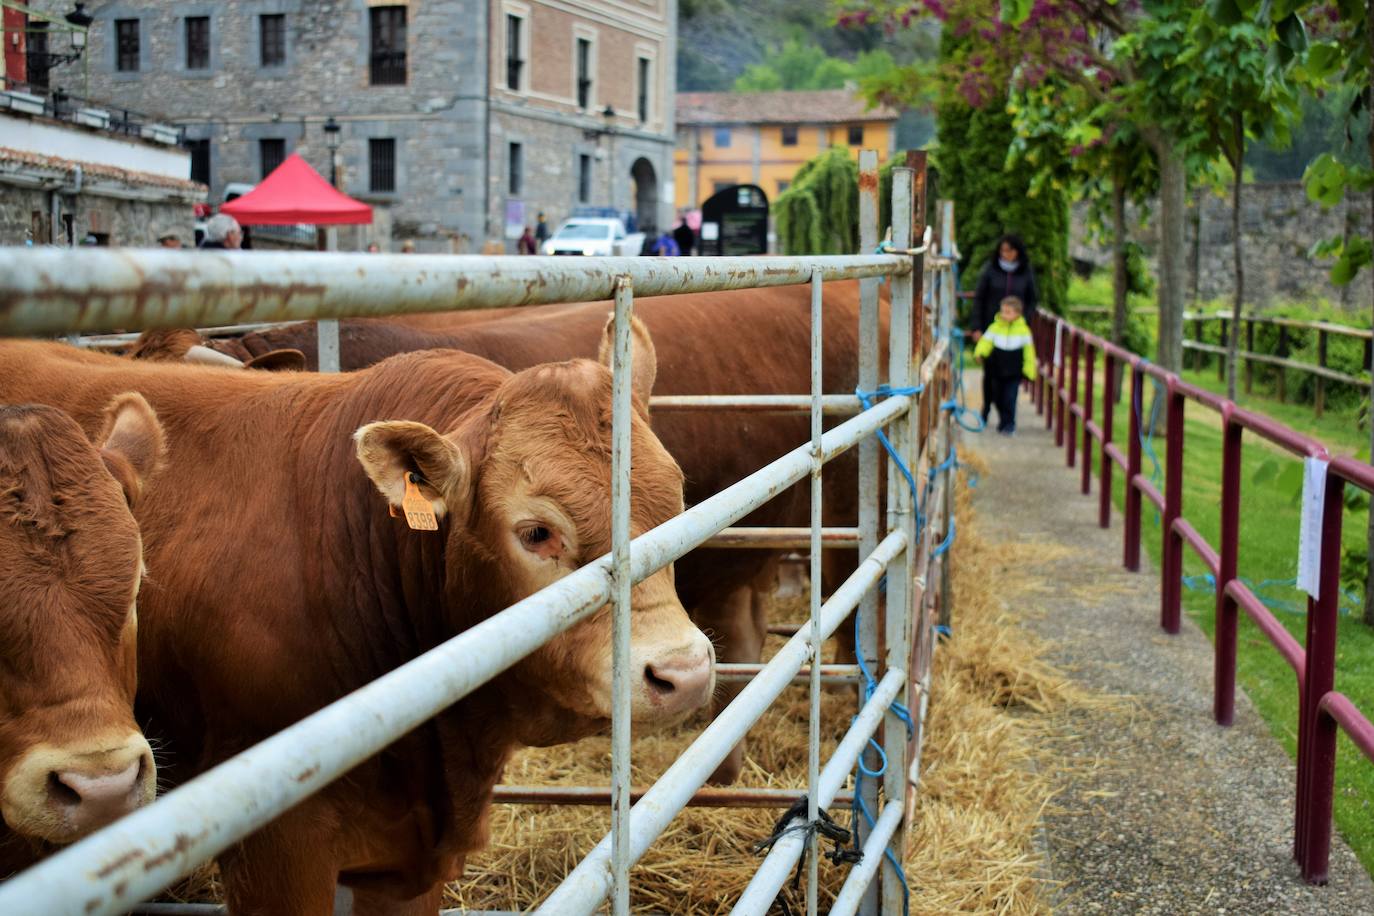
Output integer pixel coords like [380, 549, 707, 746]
[576, 38, 591, 109]
[370, 138, 396, 193]
[260, 14, 286, 67]
[506, 15, 524, 90]
[26, 23, 49, 88]
[578, 154, 592, 204]
[637, 58, 650, 122]
[185, 17, 210, 70]
[369, 7, 407, 86]
[508, 143, 523, 197]
[259, 138, 286, 179]
[780, 126, 798, 147]
[115, 19, 140, 72]
[848, 124, 864, 146]
[187, 139, 211, 187]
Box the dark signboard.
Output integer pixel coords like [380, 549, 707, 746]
[699, 184, 769, 256]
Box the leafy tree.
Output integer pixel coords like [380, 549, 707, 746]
[776, 148, 860, 254]
[733, 41, 898, 92]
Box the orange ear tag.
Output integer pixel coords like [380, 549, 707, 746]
[398, 473, 439, 531]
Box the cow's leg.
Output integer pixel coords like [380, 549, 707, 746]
[350, 883, 445, 916]
[693, 583, 767, 786]
[218, 803, 340, 916]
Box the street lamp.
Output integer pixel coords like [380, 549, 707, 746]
[66, 3, 92, 51]
[600, 105, 616, 209]
[323, 116, 341, 188]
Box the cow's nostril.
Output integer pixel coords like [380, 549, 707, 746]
[47, 772, 82, 808]
[644, 665, 677, 695]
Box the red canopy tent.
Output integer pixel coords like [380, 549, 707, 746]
[220, 153, 372, 226]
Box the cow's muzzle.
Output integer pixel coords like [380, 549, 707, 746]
[2, 733, 156, 842]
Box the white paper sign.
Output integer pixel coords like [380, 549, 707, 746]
[1053, 322, 1063, 368]
[700, 222, 719, 241]
[1297, 456, 1329, 599]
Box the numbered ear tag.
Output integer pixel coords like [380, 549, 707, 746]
[398, 473, 438, 531]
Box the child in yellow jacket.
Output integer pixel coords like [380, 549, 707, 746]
[973, 296, 1037, 435]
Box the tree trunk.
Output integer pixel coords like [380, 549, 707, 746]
[1226, 113, 1244, 402]
[1111, 167, 1129, 348]
[1155, 141, 1187, 373]
[1365, 65, 1374, 627]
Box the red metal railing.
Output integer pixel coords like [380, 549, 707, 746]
[1030, 312, 1374, 885]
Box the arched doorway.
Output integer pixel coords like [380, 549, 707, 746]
[630, 158, 658, 235]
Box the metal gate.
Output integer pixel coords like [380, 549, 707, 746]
[0, 153, 961, 915]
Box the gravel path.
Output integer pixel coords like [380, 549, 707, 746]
[965, 375, 1374, 914]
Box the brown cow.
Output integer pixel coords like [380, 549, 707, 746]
[172, 282, 903, 784]
[0, 326, 712, 915]
[0, 395, 163, 871]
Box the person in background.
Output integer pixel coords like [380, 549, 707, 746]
[366, 242, 382, 253]
[534, 212, 550, 249]
[158, 233, 183, 249]
[970, 233, 1038, 341]
[517, 226, 538, 255]
[673, 215, 695, 257]
[650, 230, 680, 257]
[199, 215, 242, 250]
[401, 240, 416, 253]
[973, 296, 1037, 436]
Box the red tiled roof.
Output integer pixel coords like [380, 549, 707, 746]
[0, 146, 205, 194]
[676, 90, 900, 126]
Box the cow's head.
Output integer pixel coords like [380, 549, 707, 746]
[0, 394, 163, 843]
[356, 317, 713, 745]
[126, 329, 306, 372]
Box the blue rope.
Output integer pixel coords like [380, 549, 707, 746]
[1180, 573, 1361, 617]
[943, 328, 988, 433]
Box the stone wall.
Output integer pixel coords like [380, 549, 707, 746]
[1071, 182, 1374, 313]
[0, 185, 196, 247]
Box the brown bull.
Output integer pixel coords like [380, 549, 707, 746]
[0, 395, 163, 872]
[168, 281, 937, 784]
[0, 325, 712, 915]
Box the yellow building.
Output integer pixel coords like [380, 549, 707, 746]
[673, 90, 899, 211]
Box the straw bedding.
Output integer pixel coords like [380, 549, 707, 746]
[162, 449, 1096, 914]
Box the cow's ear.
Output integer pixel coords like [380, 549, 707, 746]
[354, 421, 468, 522]
[244, 349, 307, 372]
[97, 392, 166, 506]
[597, 313, 657, 403]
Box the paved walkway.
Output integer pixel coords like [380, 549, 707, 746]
[965, 375, 1374, 914]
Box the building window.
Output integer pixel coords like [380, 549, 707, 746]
[187, 139, 211, 187]
[508, 143, 523, 197]
[714, 127, 731, 148]
[369, 6, 407, 86]
[576, 38, 592, 109]
[185, 16, 210, 70]
[115, 19, 140, 72]
[637, 57, 651, 122]
[259, 138, 286, 179]
[848, 124, 864, 146]
[776, 179, 790, 195]
[260, 14, 287, 67]
[370, 139, 396, 193]
[26, 23, 49, 88]
[712, 180, 736, 194]
[578, 154, 592, 203]
[780, 126, 798, 147]
[506, 14, 524, 91]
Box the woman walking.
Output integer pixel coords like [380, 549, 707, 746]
[970, 234, 1039, 341]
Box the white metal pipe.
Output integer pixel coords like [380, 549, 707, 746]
[0, 376, 910, 916]
[714, 663, 861, 685]
[730, 668, 906, 916]
[534, 532, 909, 916]
[806, 268, 824, 916]
[828, 801, 906, 916]
[0, 251, 910, 336]
[317, 318, 341, 373]
[610, 277, 634, 916]
[649, 395, 863, 415]
[701, 527, 859, 549]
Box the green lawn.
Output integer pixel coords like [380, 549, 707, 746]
[1064, 354, 1374, 876]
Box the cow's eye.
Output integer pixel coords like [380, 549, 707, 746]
[520, 525, 552, 547]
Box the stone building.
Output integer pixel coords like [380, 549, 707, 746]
[37, 0, 677, 252]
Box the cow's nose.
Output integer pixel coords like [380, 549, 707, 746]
[48, 753, 150, 832]
[643, 642, 715, 714]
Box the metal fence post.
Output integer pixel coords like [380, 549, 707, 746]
[1054, 322, 1067, 441]
[1099, 350, 1115, 529]
[318, 318, 340, 373]
[610, 276, 634, 916]
[1245, 319, 1255, 394]
[882, 166, 917, 915]
[1316, 329, 1328, 418]
[1214, 410, 1242, 726]
[1161, 381, 1185, 634]
[806, 267, 824, 916]
[1296, 473, 1346, 884]
[855, 149, 882, 916]
[1124, 365, 1144, 572]
[1081, 341, 1095, 495]
[1066, 332, 1080, 467]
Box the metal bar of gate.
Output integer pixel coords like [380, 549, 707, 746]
[830, 801, 905, 916]
[650, 395, 863, 415]
[610, 277, 634, 916]
[0, 251, 909, 336]
[702, 527, 859, 549]
[492, 785, 858, 809]
[535, 532, 909, 916]
[0, 391, 909, 916]
[806, 268, 824, 916]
